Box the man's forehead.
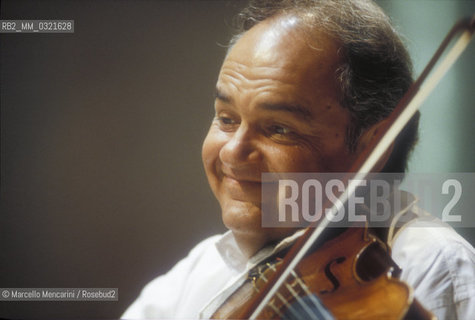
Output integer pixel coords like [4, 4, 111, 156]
[234, 15, 301, 63]
[224, 14, 342, 78]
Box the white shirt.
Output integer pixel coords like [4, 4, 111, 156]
[391, 218, 475, 319]
[122, 214, 475, 319]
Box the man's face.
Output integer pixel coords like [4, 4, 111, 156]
[202, 16, 357, 248]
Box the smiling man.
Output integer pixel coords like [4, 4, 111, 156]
[122, 0, 475, 319]
[203, 15, 359, 259]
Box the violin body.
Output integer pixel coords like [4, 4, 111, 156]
[212, 227, 433, 319]
[294, 227, 409, 319]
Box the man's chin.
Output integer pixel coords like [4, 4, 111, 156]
[221, 200, 297, 244]
[220, 199, 263, 233]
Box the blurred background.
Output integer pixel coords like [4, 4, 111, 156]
[1, 0, 474, 318]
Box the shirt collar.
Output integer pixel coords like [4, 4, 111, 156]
[215, 229, 305, 273]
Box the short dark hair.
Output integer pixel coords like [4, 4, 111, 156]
[229, 0, 419, 172]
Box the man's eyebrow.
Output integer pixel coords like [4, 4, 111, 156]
[214, 88, 312, 121]
[215, 88, 232, 104]
[258, 103, 313, 121]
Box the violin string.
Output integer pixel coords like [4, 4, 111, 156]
[282, 266, 322, 319]
[267, 299, 285, 318]
[271, 262, 327, 319]
[275, 292, 303, 319]
[284, 282, 320, 320]
[262, 263, 321, 319]
[290, 270, 327, 314]
[256, 270, 293, 317]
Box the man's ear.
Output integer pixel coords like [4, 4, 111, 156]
[356, 119, 394, 172]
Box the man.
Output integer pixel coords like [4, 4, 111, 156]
[122, 0, 475, 318]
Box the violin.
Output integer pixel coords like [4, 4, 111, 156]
[211, 16, 474, 320]
[213, 226, 432, 319]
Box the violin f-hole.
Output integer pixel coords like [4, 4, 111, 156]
[320, 256, 346, 294]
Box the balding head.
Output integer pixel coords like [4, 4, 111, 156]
[229, 0, 418, 173]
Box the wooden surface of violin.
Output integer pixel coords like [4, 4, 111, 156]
[212, 227, 432, 319]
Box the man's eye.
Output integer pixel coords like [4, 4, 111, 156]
[217, 117, 235, 125]
[267, 124, 300, 144]
[215, 116, 239, 131]
[269, 125, 291, 135]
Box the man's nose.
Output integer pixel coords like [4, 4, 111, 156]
[219, 124, 260, 167]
